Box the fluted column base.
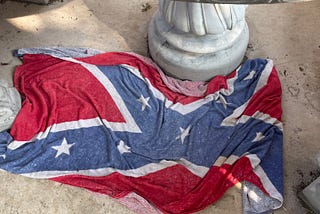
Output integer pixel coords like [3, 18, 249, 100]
[148, 2, 249, 81]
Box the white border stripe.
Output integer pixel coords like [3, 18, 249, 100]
[122, 64, 238, 115]
[253, 60, 274, 94]
[21, 160, 177, 179]
[238, 111, 283, 131]
[246, 154, 283, 207]
[7, 114, 148, 150]
[177, 158, 209, 177]
[7, 118, 103, 150]
[81, 63, 141, 133]
[20, 158, 209, 179]
[54, 57, 141, 133]
[213, 155, 240, 167]
[221, 60, 278, 127]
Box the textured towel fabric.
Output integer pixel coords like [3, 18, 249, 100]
[0, 51, 283, 214]
[14, 47, 209, 97]
[0, 79, 21, 132]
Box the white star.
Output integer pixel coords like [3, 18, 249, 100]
[0, 154, 6, 159]
[176, 126, 191, 144]
[52, 138, 75, 158]
[244, 70, 256, 80]
[252, 132, 265, 142]
[137, 95, 151, 111]
[117, 140, 131, 154]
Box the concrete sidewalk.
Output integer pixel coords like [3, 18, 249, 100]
[0, 0, 319, 213]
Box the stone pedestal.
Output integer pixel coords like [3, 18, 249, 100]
[148, 1, 249, 81]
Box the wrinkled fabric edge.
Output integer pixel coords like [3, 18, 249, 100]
[14, 47, 210, 97]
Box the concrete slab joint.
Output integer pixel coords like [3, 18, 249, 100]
[148, 0, 249, 81]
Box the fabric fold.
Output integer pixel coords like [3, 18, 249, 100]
[0, 49, 283, 214]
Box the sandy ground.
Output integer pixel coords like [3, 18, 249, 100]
[0, 0, 319, 213]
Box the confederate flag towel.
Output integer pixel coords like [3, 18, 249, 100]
[0, 51, 283, 214]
